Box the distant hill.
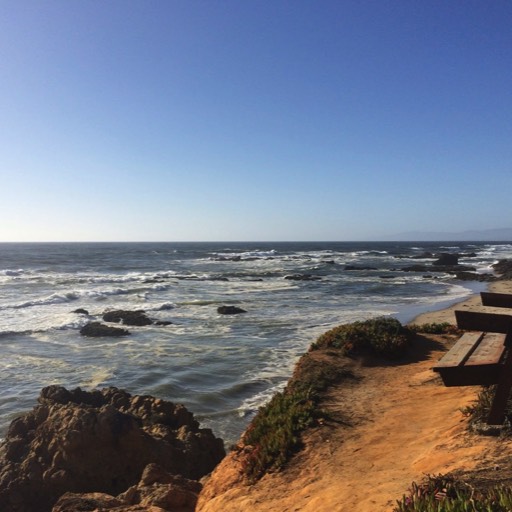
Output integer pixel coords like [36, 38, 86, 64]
[387, 228, 512, 242]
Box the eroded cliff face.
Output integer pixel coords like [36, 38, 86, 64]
[0, 386, 225, 512]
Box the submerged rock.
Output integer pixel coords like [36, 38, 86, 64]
[103, 310, 153, 326]
[0, 386, 225, 512]
[284, 274, 321, 281]
[80, 322, 130, 337]
[217, 306, 247, 315]
[72, 308, 89, 315]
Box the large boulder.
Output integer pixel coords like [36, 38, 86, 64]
[0, 387, 225, 512]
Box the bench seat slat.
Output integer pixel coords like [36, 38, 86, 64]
[465, 333, 507, 366]
[433, 332, 483, 369]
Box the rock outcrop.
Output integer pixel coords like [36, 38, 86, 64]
[493, 259, 512, 279]
[0, 386, 225, 512]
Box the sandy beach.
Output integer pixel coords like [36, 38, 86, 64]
[412, 280, 512, 325]
[198, 279, 512, 512]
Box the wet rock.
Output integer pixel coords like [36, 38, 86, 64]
[456, 272, 497, 282]
[154, 321, 173, 326]
[103, 310, 153, 326]
[493, 259, 512, 279]
[433, 253, 459, 266]
[80, 322, 130, 337]
[72, 309, 89, 315]
[0, 386, 225, 512]
[400, 264, 476, 273]
[217, 306, 247, 315]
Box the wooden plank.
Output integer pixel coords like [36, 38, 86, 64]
[435, 365, 501, 387]
[455, 310, 512, 334]
[433, 332, 483, 369]
[465, 333, 507, 366]
[481, 292, 512, 309]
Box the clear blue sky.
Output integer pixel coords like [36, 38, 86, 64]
[1, 1, 511, 241]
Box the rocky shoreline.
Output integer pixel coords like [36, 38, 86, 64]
[0, 387, 224, 512]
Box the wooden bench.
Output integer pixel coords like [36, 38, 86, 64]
[433, 306, 512, 425]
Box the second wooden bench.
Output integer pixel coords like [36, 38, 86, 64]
[433, 310, 512, 425]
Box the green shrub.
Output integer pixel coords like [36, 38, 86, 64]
[289, 352, 354, 396]
[241, 389, 316, 480]
[311, 317, 412, 357]
[408, 322, 460, 335]
[394, 474, 512, 511]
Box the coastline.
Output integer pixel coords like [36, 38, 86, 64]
[3, 271, 512, 510]
[197, 277, 512, 512]
[411, 279, 512, 325]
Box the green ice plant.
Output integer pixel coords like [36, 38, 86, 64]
[241, 388, 316, 480]
[394, 475, 512, 511]
[240, 345, 354, 480]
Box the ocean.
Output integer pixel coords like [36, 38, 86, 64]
[1, 241, 511, 444]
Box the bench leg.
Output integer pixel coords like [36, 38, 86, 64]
[487, 349, 512, 425]
[488, 379, 512, 424]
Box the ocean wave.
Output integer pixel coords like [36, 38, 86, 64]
[237, 381, 288, 417]
[0, 269, 27, 277]
[147, 302, 175, 311]
[210, 249, 277, 261]
[0, 292, 80, 310]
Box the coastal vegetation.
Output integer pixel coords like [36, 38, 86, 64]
[240, 351, 354, 481]
[394, 474, 512, 511]
[310, 316, 413, 357]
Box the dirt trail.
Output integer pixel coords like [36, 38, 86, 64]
[198, 281, 512, 512]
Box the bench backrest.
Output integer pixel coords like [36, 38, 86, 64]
[481, 292, 512, 309]
[455, 310, 512, 338]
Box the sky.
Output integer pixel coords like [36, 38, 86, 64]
[1, 1, 511, 242]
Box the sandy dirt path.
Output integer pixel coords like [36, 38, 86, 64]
[198, 281, 512, 512]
